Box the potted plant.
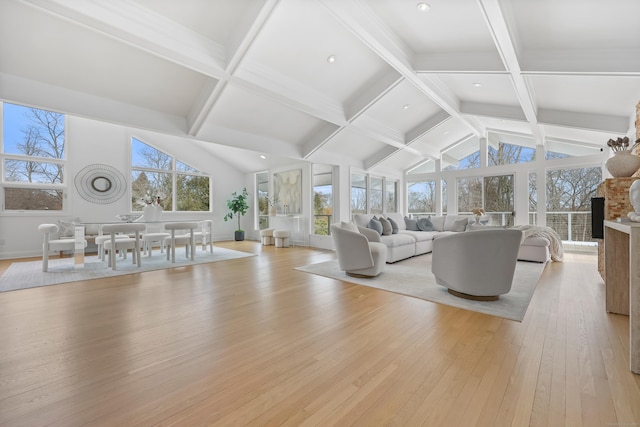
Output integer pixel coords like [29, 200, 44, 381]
[224, 188, 249, 241]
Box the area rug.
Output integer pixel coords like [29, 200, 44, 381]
[295, 254, 546, 321]
[0, 247, 255, 292]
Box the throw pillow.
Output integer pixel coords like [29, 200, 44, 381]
[341, 221, 359, 233]
[368, 217, 383, 235]
[404, 216, 420, 231]
[429, 216, 446, 232]
[417, 217, 433, 231]
[444, 216, 469, 232]
[387, 216, 399, 234]
[378, 216, 392, 235]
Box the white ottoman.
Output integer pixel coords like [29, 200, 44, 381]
[273, 229, 290, 248]
[517, 236, 551, 263]
[260, 228, 275, 246]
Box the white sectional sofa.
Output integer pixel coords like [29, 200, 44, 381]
[351, 213, 551, 264]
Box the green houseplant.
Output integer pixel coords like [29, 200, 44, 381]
[224, 187, 249, 241]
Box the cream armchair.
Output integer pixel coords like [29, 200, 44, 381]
[432, 229, 523, 300]
[330, 222, 387, 277]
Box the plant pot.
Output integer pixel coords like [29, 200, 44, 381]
[605, 150, 640, 177]
[234, 230, 245, 241]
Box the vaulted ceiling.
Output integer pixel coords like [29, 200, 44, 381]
[2, 0, 639, 174]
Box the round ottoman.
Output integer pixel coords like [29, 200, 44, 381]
[260, 228, 275, 246]
[273, 229, 290, 248]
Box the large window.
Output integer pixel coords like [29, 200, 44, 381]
[489, 142, 535, 166]
[546, 166, 601, 241]
[2, 103, 65, 211]
[458, 174, 514, 226]
[131, 138, 210, 212]
[408, 180, 436, 216]
[351, 173, 398, 216]
[312, 164, 333, 235]
[256, 172, 269, 230]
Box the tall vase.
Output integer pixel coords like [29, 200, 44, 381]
[605, 150, 640, 178]
[143, 204, 163, 221]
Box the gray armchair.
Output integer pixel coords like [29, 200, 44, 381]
[432, 229, 523, 300]
[330, 222, 387, 277]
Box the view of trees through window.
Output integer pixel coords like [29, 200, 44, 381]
[2, 103, 65, 210]
[350, 173, 398, 216]
[546, 166, 601, 241]
[131, 138, 209, 212]
[313, 164, 333, 235]
[256, 172, 269, 230]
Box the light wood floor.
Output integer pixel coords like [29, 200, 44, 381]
[0, 242, 639, 426]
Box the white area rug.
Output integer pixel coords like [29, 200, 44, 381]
[0, 247, 255, 292]
[295, 254, 547, 321]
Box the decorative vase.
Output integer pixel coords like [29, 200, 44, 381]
[474, 215, 481, 224]
[269, 206, 276, 217]
[605, 150, 640, 178]
[630, 180, 640, 215]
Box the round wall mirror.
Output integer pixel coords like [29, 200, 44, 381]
[90, 176, 113, 193]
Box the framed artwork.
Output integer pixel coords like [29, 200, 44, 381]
[274, 169, 302, 215]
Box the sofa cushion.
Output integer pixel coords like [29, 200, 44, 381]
[368, 217, 383, 235]
[386, 216, 399, 234]
[385, 212, 406, 230]
[444, 215, 470, 232]
[404, 216, 420, 231]
[340, 221, 359, 233]
[430, 216, 446, 232]
[417, 217, 433, 231]
[379, 216, 393, 235]
[353, 213, 373, 228]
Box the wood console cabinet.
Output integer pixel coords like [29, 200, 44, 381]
[604, 220, 640, 374]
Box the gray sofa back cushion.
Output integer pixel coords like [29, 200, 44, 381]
[404, 216, 420, 231]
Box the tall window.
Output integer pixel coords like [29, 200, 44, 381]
[351, 173, 367, 214]
[131, 138, 210, 212]
[529, 172, 537, 225]
[256, 172, 269, 230]
[408, 180, 436, 216]
[312, 164, 333, 235]
[546, 166, 601, 241]
[351, 173, 398, 216]
[370, 176, 383, 214]
[2, 103, 65, 211]
[458, 174, 514, 226]
[386, 180, 397, 213]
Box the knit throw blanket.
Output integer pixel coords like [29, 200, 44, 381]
[511, 224, 564, 262]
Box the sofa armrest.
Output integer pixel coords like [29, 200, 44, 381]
[357, 226, 381, 242]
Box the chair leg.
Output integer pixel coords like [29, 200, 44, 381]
[42, 250, 49, 272]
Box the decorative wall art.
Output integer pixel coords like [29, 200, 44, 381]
[274, 169, 302, 215]
[74, 163, 127, 204]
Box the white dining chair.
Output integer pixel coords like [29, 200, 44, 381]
[38, 224, 87, 272]
[163, 222, 199, 263]
[101, 223, 146, 270]
[193, 220, 213, 253]
[140, 223, 170, 257]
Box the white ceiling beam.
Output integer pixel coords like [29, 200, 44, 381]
[344, 71, 404, 122]
[21, 0, 226, 78]
[521, 48, 640, 75]
[319, 0, 484, 138]
[476, 0, 542, 142]
[405, 111, 452, 144]
[187, 0, 280, 137]
[538, 108, 629, 134]
[413, 52, 505, 73]
[460, 101, 526, 121]
[301, 123, 343, 159]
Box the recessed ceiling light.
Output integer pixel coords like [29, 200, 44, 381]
[472, 82, 482, 87]
[417, 2, 431, 12]
[259, 155, 266, 159]
[444, 131, 450, 135]
[403, 104, 410, 110]
[327, 55, 336, 63]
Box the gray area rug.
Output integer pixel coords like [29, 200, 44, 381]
[0, 247, 255, 292]
[295, 254, 547, 322]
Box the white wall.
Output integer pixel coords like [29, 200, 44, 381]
[0, 115, 246, 259]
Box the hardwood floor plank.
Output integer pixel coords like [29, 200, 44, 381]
[0, 243, 638, 426]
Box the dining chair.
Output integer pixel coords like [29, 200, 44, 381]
[193, 220, 214, 253]
[38, 224, 87, 272]
[101, 223, 146, 270]
[140, 223, 170, 257]
[163, 222, 199, 263]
